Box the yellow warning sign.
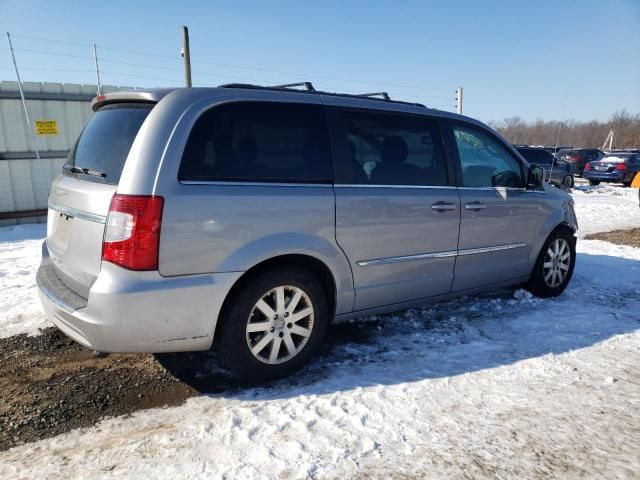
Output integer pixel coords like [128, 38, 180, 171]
[35, 120, 58, 135]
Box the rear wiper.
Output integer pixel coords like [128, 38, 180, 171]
[63, 165, 106, 178]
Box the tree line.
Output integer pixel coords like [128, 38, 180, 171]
[489, 110, 640, 149]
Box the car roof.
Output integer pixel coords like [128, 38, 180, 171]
[90, 84, 471, 122]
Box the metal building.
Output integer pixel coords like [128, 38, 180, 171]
[0, 81, 134, 225]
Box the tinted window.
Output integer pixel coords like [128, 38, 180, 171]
[579, 150, 598, 160]
[518, 148, 555, 165]
[453, 124, 524, 188]
[536, 150, 554, 164]
[179, 102, 331, 183]
[64, 103, 152, 185]
[336, 110, 448, 186]
[517, 148, 539, 164]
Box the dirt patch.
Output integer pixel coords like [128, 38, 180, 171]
[585, 228, 640, 248]
[0, 320, 379, 451]
[0, 328, 202, 450]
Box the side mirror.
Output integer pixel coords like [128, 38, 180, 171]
[527, 165, 544, 188]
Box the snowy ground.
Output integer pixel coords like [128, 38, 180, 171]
[0, 224, 47, 339]
[1, 185, 639, 479]
[572, 184, 640, 236]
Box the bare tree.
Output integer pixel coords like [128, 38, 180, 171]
[491, 111, 640, 149]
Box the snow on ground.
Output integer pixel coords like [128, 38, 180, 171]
[1, 186, 640, 478]
[0, 224, 47, 338]
[572, 184, 640, 236]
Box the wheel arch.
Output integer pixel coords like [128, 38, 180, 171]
[213, 253, 339, 345]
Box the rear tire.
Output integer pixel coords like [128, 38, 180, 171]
[588, 180, 600, 186]
[524, 228, 576, 298]
[217, 267, 329, 381]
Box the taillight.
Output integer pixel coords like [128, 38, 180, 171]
[615, 163, 627, 171]
[584, 162, 591, 171]
[102, 194, 164, 271]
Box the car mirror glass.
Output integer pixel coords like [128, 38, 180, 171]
[527, 165, 544, 188]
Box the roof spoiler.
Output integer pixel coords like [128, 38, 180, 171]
[91, 89, 175, 111]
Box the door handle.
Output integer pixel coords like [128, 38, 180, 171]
[464, 202, 487, 211]
[431, 201, 457, 212]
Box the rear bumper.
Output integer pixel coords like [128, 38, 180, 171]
[583, 172, 625, 182]
[37, 241, 242, 353]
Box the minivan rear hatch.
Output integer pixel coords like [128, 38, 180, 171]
[47, 103, 153, 298]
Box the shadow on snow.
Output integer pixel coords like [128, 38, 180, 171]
[155, 250, 640, 399]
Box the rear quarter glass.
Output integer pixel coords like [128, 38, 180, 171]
[64, 103, 153, 185]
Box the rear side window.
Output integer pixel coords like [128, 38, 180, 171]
[179, 102, 332, 183]
[64, 103, 152, 185]
[453, 124, 524, 188]
[335, 110, 448, 186]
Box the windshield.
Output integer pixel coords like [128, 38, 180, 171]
[64, 103, 153, 185]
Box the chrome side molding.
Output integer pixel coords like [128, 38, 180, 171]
[357, 242, 527, 267]
[357, 250, 458, 267]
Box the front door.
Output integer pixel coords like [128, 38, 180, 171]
[448, 122, 543, 292]
[329, 105, 460, 311]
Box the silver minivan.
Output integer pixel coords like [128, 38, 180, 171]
[36, 84, 578, 380]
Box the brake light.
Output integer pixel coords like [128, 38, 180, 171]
[584, 162, 591, 171]
[615, 163, 627, 171]
[102, 194, 164, 270]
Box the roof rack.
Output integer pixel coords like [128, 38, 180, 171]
[218, 82, 425, 107]
[271, 82, 316, 91]
[359, 92, 391, 100]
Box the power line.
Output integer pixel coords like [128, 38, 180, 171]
[99, 45, 177, 61]
[8, 47, 91, 60]
[192, 58, 451, 92]
[5, 34, 453, 94]
[9, 34, 92, 49]
[4, 34, 458, 103]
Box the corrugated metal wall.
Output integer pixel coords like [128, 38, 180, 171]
[0, 81, 134, 226]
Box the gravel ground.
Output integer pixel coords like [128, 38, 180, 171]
[0, 320, 378, 451]
[586, 228, 640, 248]
[0, 329, 199, 450]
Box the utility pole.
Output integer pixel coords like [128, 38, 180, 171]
[92, 43, 102, 95]
[6, 32, 40, 160]
[455, 87, 464, 115]
[181, 25, 192, 88]
[601, 129, 614, 151]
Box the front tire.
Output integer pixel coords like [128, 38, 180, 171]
[589, 180, 600, 186]
[562, 175, 574, 188]
[524, 228, 576, 298]
[217, 267, 329, 381]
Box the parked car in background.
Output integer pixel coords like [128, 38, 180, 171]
[583, 152, 640, 186]
[558, 148, 605, 175]
[515, 146, 575, 187]
[36, 84, 578, 381]
[540, 145, 572, 155]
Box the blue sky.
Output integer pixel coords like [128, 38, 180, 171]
[1, 0, 638, 123]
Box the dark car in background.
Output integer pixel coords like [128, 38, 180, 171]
[583, 152, 640, 186]
[541, 145, 572, 155]
[558, 148, 605, 175]
[515, 146, 575, 187]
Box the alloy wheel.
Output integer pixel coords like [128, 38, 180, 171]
[245, 285, 315, 364]
[543, 238, 571, 288]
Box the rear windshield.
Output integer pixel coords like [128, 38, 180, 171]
[603, 154, 632, 163]
[64, 103, 153, 185]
